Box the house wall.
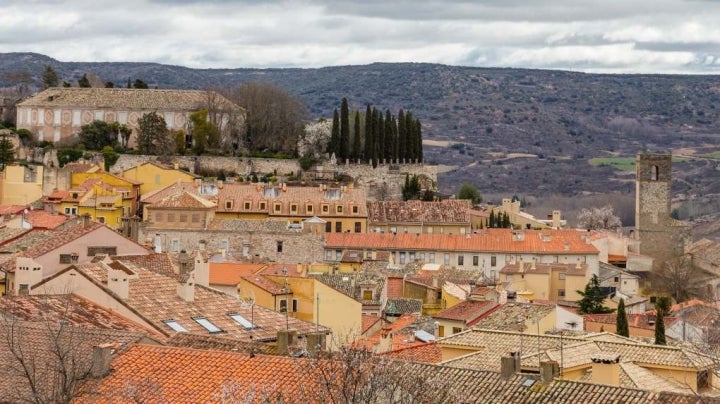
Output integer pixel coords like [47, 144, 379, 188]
[649, 367, 698, 391]
[314, 280, 362, 348]
[72, 172, 141, 214]
[0, 165, 44, 205]
[438, 345, 480, 362]
[34, 226, 149, 277]
[555, 306, 583, 330]
[369, 222, 469, 235]
[435, 319, 466, 337]
[210, 283, 239, 298]
[236, 278, 278, 312]
[564, 274, 589, 302]
[584, 321, 655, 338]
[145, 208, 213, 231]
[122, 164, 197, 196]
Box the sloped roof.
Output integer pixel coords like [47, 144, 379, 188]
[149, 190, 215, 209]
[18, 87, 242, 113]
[241, 274, 288, 295]
[361, 314, 383, 334]
[140, 181, 202, 203]
[23, 210, 70, 229]
[471, 303, 556, 331]
[385, 298, 424, 315]
[325, 229, 599, 254]
[165, 332, 277, 355]
[367, 199, 471, 224]
[382, 342, 443, 364]
[500, 262, 588, 276]
[72, 261, 326, 342]
[113, 253, 177, 278]
[434, 300, 499, 323]
[209, 262, 265, 286]
[312, 273, 385, 305]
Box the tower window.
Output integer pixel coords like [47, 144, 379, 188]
[651, 165, 659, 181]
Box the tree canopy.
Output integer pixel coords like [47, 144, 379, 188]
[577, 205, 622, 231]
[576, 274, 614, 314]
[0, 135, 15, 169]
[136, 112, 172, 157]
[78, 120, 130, 151]
[41, 65, 59, 89]
[457, 183, 482, 204]
[616, 298, 629, 337]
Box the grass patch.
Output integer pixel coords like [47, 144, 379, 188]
[589, 157, 636, 171]
[696, 151, 720, 158]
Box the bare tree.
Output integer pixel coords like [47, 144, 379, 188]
[222, 82, 308, 155]
[652, 254, 712, 302]
[577, 205, 622, 230]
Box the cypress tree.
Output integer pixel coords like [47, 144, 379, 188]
[404, 111, 414, 161]
[371, 108, 379, 168]
[415, 118, 423, 163]
[616, 298, 629, 337]
[654, 297, 669, 345]
[504, 212, 511, 228]
[363, 104, 372, 162]
[489, 211, 495, 228]
[329, 109, 340, 156]
[352, 111, 361, 161]
[377, 111, 385, 162]
[390, 116, 398, 163]
[397, 109, 406, 161]
[384, 110, 394, 161]
[340, 98, 349, 160]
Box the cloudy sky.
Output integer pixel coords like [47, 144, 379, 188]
[2, 0, 720, 73]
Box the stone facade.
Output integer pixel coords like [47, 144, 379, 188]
[634, 152, 691, 269]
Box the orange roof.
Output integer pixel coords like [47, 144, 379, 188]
[325, 228, 599, 254]
[361, 314, 383, 334]
[23, 210, 69, 229]
[0, 205, 26, 216]
[209, 262, 265, 286]
[433, 300, 499, 323]
[608, 254, 627, 262]
[82, 345, 323, 403]
[241, 274, 288, 295]
[355, 313, 426, 352]
[382, 342, 442, 364]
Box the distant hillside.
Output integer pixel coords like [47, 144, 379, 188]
[2, 52, 719, 204]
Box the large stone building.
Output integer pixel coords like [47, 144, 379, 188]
[16, 87, 243, 146]
[634, 152, 691, 269]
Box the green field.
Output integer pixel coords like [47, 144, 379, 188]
[589, 157, 636, 171]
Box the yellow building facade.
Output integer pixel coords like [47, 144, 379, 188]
[0, 164, 43, 205]
[121, 161, 198, 196]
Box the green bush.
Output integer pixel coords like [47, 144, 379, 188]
[57, 148, 84, 167]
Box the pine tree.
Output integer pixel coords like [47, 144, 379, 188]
[339, 98, 349, 160]
[41, 65, 59, 89]
[577, 275, 614, 314]
[77, 74, 91, 88]
[616, 298, 629, 337]
[329, 109, 340, 156]
[352, 111, 361, 161]
[363, 104, 372, 162]
[0, 135, 15, 169]
[127, 79, 132, 88]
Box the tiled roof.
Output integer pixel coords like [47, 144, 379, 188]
[367, 199, 471, 224]
[0, 227, 27, 243]
[242, 274, 288, 295]
[209, 262, 265, 286]
[500, 262, 588, 276]
[149, 190, 216, 209]
[471, 302, 556, 331]
[325, 229, 599, 254]
[122, 161, 200, 178]
[341, 249, 363, 263]
[382, 342, 443, 363]
[386, 276, 404, 298]
[23, 210, 70, 229]
[140, 181, 203, 203]
[0, 228, 55, 255]
[0, 294, 162, 337]
[385, 298, 424, 315]
[355, 313, 430, 352]
[113, 253, 177, 278]
[215, 183, 368, 217]
[80, 344, 705, 404]
[18, 87, 242, 112]
[206, 218, 294, 233]
[165, 332, 277, 355]
[0, 321, 147, 403]
[312, 273, 385, 305]
[361, 314, 383, 334]
[0, 205, 26, 215]
[434, 300, 499, 323]
[73, 261, 326, 341]
[584, 313, 679, 331]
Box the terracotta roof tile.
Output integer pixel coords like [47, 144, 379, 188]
[325, 228, 599, 254]
[241, 274, 288, 295]
[23, 210, 70, 229]
[434, 300, 499, 323]
[385, 298, 424, 315]
[0, 205, 26, 215]
[382, 342, 442, 364]
[367, 199, 471, 224]
[470, 303, 555, 331]
[361, 314, 383, 334]
[209, 262, 265, 286]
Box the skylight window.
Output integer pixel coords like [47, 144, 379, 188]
[193, 317, 223, 333]
[164, 319, 188, 332]
[229, 313, 257, 330]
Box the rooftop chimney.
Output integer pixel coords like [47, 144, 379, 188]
[540, 360, 560, 385]
[176, 272, 195, 302]
[193, 252, 209, 287]
[277, 329, 297, 355]
[91, 343, 118, 378]
[375, 326, 394, 354]
[306, 332, 326, 356]
[590, 354, 621, 387]
[106, 262, 132, 299]
[500, 353, 520, 379]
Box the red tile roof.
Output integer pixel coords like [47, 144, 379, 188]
[386, 276, 404, 299]
[355, 313, 426, 352]
[210, 262, 266, 286]
[23, 210, 69, 229]
[367, 199, 471, 224]
[0, 205, 26, 216]
[382, 342, 442, 363]
[325, 228, 599, 254]
[433, 300, 499, 323]
[241, 274, 288, 295]
[361, 314, 383, 334]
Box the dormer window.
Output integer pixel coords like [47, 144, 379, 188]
[336, 205, 343, 214]
[244, 201, 251, 210]
[274, 203, 282, 213]
[321, 204, 329, 213]
[290, 203, 298, 213]
[306, 204, 313, 213]
[352, 205, 359, 214]
[259, 201, 267, 210]
[225, 200, 233, 210]
[362, 290, 374, 300]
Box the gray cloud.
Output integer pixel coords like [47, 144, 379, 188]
[0, 0, 719, 73]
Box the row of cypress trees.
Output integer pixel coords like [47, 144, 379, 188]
[328, 98, 422, 167]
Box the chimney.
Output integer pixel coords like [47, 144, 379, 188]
[432, 277, 439, 288]
[500, 355, 517, 379]
[277, 329, 297, 355]
[174, 162, 179, 170]
[590, 354, 621, 386]
[552, 210, 562, 229]
[306, 332, 326, 356]
[82, 213, 91, 228]
[193, 252, 209, 287]
[375, 326, 394, 354]
[177, 272, 195, 302]
[91, 343, 116, 378]
[106, 262, 131, 299]
[177, 250, 191, 274]
[540, 360, 560, 385]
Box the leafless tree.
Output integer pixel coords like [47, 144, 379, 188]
[577, 204, 622, 231]
[652, 254, 712, 302]
[221, 82, 308, 155]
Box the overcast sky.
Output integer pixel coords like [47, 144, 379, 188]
[2, 0, 720, 73]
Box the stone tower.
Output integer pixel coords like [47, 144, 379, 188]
[634, 152, 690, 269]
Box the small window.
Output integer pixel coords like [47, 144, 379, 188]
[419, 252, 425, 261]
[558, 289, 565, 297]
[452, 327, 463, 335]
[88, 246, 117, 256]
[336, 205, 343, 214]
[167, 213, 175, 222]
[193, 317, 223, 333]
[229, 313, 257, 329]
[651, 165, 659, 181]
[335, 250, 342, 260]
[292, 298, 298, 313]
[559, 273, 566, 280]
[444, 253, 450, 265]
[59, 253, 79, 264]
[97, 216, 105, 224]
[290, 204, 298, 213]
[325, 250, 333, 261]
[321, 204, 329, 213]
[325, 222, 332, 233]
[306, 204, 313, 213]
[429, 253, 435, 264]
[279, 299, 288, 313]
[355, 222, 362, 233]
[363, 290, 373, 300]
[458, 256, 464, 266]
[352, 205, 359, 214]
[399, 252, 406, 264]
[259, 202, 267, 210]
[244, 201, 251, 210]
[274, 203, 282, 212]
[179, 214, 187, 222]
[155, 212, 163, 222]
[491, 256, 497, 267]
[438, 325, 445, 337]
[220, 240, 229, 251]
[409, 251, 416, 261]
[164, 320, 188, 332]
[335, 222, 342, 232]
[171, 239, 180, 252]
[225, 201, 233, 210]
[276, 241, 283, 253]
[614, 276, 620, 282]
[191, 214, 200, 223]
